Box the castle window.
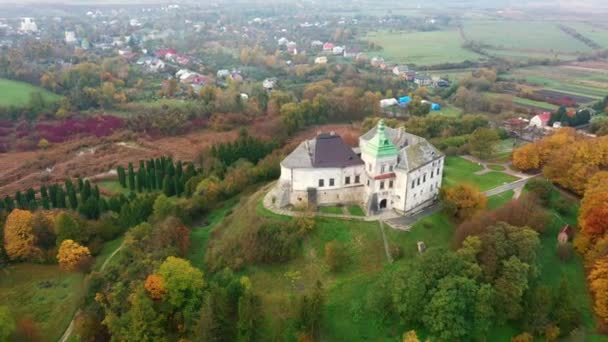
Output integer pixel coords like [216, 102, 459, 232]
[345, 176, 351, 185]
[368, 163, 372, 172]
[318, 179, 324, 187]
[329, 178, 335, 186]
[431, 171, 434, 179]
[389, 180, 394, 188]
[436, 168, 440, 176]
[367, 180, 370, 186]
[355, 175, 360, 183]
[381, 165, 385, 173]
[417, 178, 420, 186]
[423, 174, 426, 182]
[389, 165, 394, 171]
[411, 180, 415, 189]
[380, 181, 385, 190]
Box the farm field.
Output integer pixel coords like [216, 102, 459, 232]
[442, 156, 519, 191]
[0, 78, 62, 107]
[513, 96, 559, 111]
[565, 22, 608, 49]
[463, 20, 591, 53]
[0, 264, 85, 342]
[364, 30, 482, 66]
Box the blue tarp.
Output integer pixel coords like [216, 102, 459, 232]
[430, 103, 441, 111]
[399, 96, 412, 104]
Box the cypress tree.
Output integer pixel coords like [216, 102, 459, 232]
[15, 191, 26, 209]
[56, 188, 67, 208]
[185, 163, 196, 180]
[82, 180, 92, 202]
[26, 188, 36, 203]
[128, 162, 136, 191]
[68, 186, 78, 210]
[176, 161, 183, 179]
[40, 185, 48, 201]
[28, 199, 38, 211]
[155, 168, 163, 190]
[49, 185, 58, 208]
[4, 196, 14, 211]
[176, 176, 185, 197]
[136, 168, 145, 193]
[78, 177, 84, 192]
[41, 196, 50, 210]
[147, 169, 155, 191]
[162, 175, 174, 197]
[117, 166, 126, 188]
[98, 198, 108, 214]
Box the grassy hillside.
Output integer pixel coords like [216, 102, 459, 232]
[0, 78, 62, 108]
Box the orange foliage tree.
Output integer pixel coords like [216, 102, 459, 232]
[57, 239, 91, 271]
[580, 172, 608, 239]
[440, 184, 487, 221]
[589, 257, 608, 324]
[3, 209, 40, 261]
[145, 274, 166, 300]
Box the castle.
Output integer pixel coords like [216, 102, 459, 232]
[277, 120, 444, 215]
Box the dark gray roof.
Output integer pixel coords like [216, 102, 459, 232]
[282, 133, 363, 169]
[312, 133, 363, 168]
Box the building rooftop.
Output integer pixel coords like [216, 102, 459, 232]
[282, 133, 363, 169]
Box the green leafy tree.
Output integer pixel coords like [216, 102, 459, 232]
[494, 256, 530, 322]
[55, 212, 86, 245]
[237, 286, 262, 342]
[158, 257, 205, 327]
[468, 128, 500, 160]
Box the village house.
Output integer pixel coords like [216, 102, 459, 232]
[276, 120, 444, 215]
[263, 77, 278, 91]
[392, 65, 409, 78]
[529, 112, 552, 129]
[415, 74, 433, 87]
[314, 56, 328, 65]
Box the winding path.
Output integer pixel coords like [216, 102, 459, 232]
[58, 243, 124, 342]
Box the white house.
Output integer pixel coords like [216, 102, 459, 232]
[529, 112, 551, 129]
[20, 18, 38, 33]
[380, 98, 398, 108]
[314, 56, 328, 64]
[277, 120, 444, 215]
[65, 31, 77, 44]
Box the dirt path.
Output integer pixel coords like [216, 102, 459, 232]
[58, 243, 124, 342]
[378, 221, 393, 264]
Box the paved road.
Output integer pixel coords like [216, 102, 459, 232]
[483, 176, 538, 197]
[59, 243, 124, 342]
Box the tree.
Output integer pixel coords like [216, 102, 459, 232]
[553, 279, 581, 335]
[144, 274, 166, 300]
[511, 332, 533, 342]
[423, 276, 478, 341]
[57, 239, 91, 271]
[15, 318, 41, 342]
[157, 257, 205, 326]
[512, 143, 541, 171]
[523, 285, 553, 335]
[3, 209, 39, 261]
[588, 256, 608, 324]
[54, 212, 86, 245]
[469, 128, 500, 160]
[110, 287, 166, 341]
[324, 240, 348, 272]
[0, 306, 15, 342]
[494, 256, 530, 321]
[152, 194, 176, 222]
[31, 212, 56, 250]
[117, 166, 127, 188]
[579, 172, 608, 238]
[237, 286, 262, 342]
[440, 184, 487, 221]
[402, 330, 420, 342]
[473, 284, 495, 341]
[297, 281, 324, 339]
[128, 162, 136, 192]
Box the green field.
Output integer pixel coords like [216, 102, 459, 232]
[319, 206, 344, 215]
[566, 22, 608, 49]
[513, 97, 560, 110]
[442, 156, 519, 191]
[0, 78, 62, 107]
[365, 30, 482, 66]
[95, 180, 131, 195]
[347, 205, 366, 217]
[487, 190, 515, 209]
[0, 264, 85, 341]
[463, 20, 591, 53]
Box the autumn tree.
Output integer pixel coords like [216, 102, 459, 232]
[57, 239, 92, 271]
[402, 330, 420, 342]
[589, 256, 608, 324]
[3, 209, 39, 261]
[144, 274, 166, 300]
[579, 171, 608, 238]
[440, 184, 487, 221]
[158, 257, 205, 328]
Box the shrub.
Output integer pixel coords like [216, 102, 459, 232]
[526, 179, 554, 206]
[324, 240, 348, 272]
[557, 243, 573, 262]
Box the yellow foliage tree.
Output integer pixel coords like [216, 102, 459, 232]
[3, 209, 39, 261]
[589, 257, 608, 323]
[580, 172, 608, 238]
[403, 330, 421, 342]
[145, 274, 166, 300]
[440, 184, 487, 221]
[57, 239, 91, 271]
[512, 143, 541, 171]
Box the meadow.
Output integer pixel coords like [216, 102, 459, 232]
[364, 30, 482, 66]
[442, 156, 519, 191]
[463, 20, 591, 54]
[0, 78, 62, 107]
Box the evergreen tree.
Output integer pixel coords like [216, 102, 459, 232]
[237, 290, 262, 342]
[78, 177, 84, 192]
[93, 185, 100, 200]
[163, 175, 175, 197]
[28, 199, 38, 211]
[68, 186, 78, 210]
[155, 168, 163, 190]
[176, 161, 183, 180]
[26, 188, 36, 203]
[49, 185, 58, 208]
[56, 188, 67, 208]
[15, 191, 26, 209]
[147, 169, 155, 191]
[128, 162, 136, 191]
[40, 185, 48, 202]
[137, 167, 146, 193]
[4, 196, 14, 211]
[82, 180, 92, 203]
[79, 197, 100, 220]
[41, 196, 50, 210]
[176, 176, 185, 197]
[117, 165, 127, 188]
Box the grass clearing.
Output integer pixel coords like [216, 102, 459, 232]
[0, 78, 62, 108]
[0, 264, 85, 341]
[319, 206, 344, 215]
[442, 156, 519, 191]
[365, 30, 482, 65]
[487, 164, 506, 171]
[463, 20, 590, 53]
[347, 205, 366, 217]
[487, 190, 515, 209]
[513, 97, 559, 111]
[95, 180, 131, 195]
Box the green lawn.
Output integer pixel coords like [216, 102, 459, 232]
[442, 156, 519, 191]
[463, 20, 591, 53]
[0, 78, 62, 107]
[0, 264, 85, 341]
[487, 164, 506, 171]
[514, 97, 559, 111]
[365, 30, 482, 66]
[347, 205, 366, 217]
[435, 105, 461, 118]
[319, 206, 344, 215]
[95, 180, 131, 195]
